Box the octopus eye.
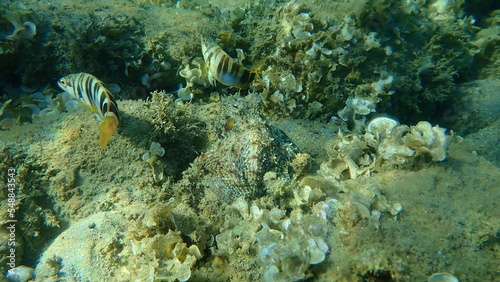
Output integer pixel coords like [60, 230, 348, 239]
[225, 118, 235, 132]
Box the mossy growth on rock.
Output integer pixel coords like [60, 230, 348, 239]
[145, 91, 208, 178]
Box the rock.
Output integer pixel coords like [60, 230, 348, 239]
[35, 212, 128, 281]
[449, 79, 500, 135]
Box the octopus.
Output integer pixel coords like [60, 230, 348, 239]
[195, 96, 303, 203]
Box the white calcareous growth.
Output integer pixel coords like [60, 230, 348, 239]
[292, 13, 314, 40]
[365, 117, 455, 163]
[338, 97, 377, 132]
[142, 142, 165, 163]
[366, 117, 398, 142]
[2, 11, 37, 47]
[370, 75, 394, 94]
[428, 272, 459, 282]
[365, 117, 414, 162]
[341, 97, 376, 117]
[177, 59, 207, 100]
[403, 121, 450, 161]
[142, 142, 166, 182]
[217, 197, 331, 282]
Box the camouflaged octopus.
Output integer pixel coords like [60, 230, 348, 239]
[196, 96, 301, 203]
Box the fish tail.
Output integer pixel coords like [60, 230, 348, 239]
[98, 113, 119, 149]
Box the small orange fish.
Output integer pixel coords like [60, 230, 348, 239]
[58, 72, 120, 148]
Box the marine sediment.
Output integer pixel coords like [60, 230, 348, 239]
[0, 0, 498, 281]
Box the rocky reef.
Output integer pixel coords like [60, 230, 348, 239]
[0, 0, 499, 281]
[2, 0, 497, 127]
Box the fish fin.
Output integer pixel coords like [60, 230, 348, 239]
[98, 114, 119, 149]
[207, 69, 217, 87]
[252, 58, 267, 74]
[84, 103, 100, 114]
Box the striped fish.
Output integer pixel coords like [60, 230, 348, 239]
[201, 37, 258, 89]
[57, 72, 120, 149]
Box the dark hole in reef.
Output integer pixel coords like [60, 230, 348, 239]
[463, 0, 500, 27]
[361, 269, 394, 281]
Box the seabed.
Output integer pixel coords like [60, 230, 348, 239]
[0, 0, 499, 281]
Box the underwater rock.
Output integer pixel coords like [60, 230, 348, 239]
[5, 266, 34, 282]
[35, 211, 202, 282]
[428, 272, 459, 282]
[449, 79, 500, 135]
[35, 212, 128, 281]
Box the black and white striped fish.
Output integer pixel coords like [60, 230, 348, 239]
[57, 72, 120, 149]
[201, 37, 258, 89]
